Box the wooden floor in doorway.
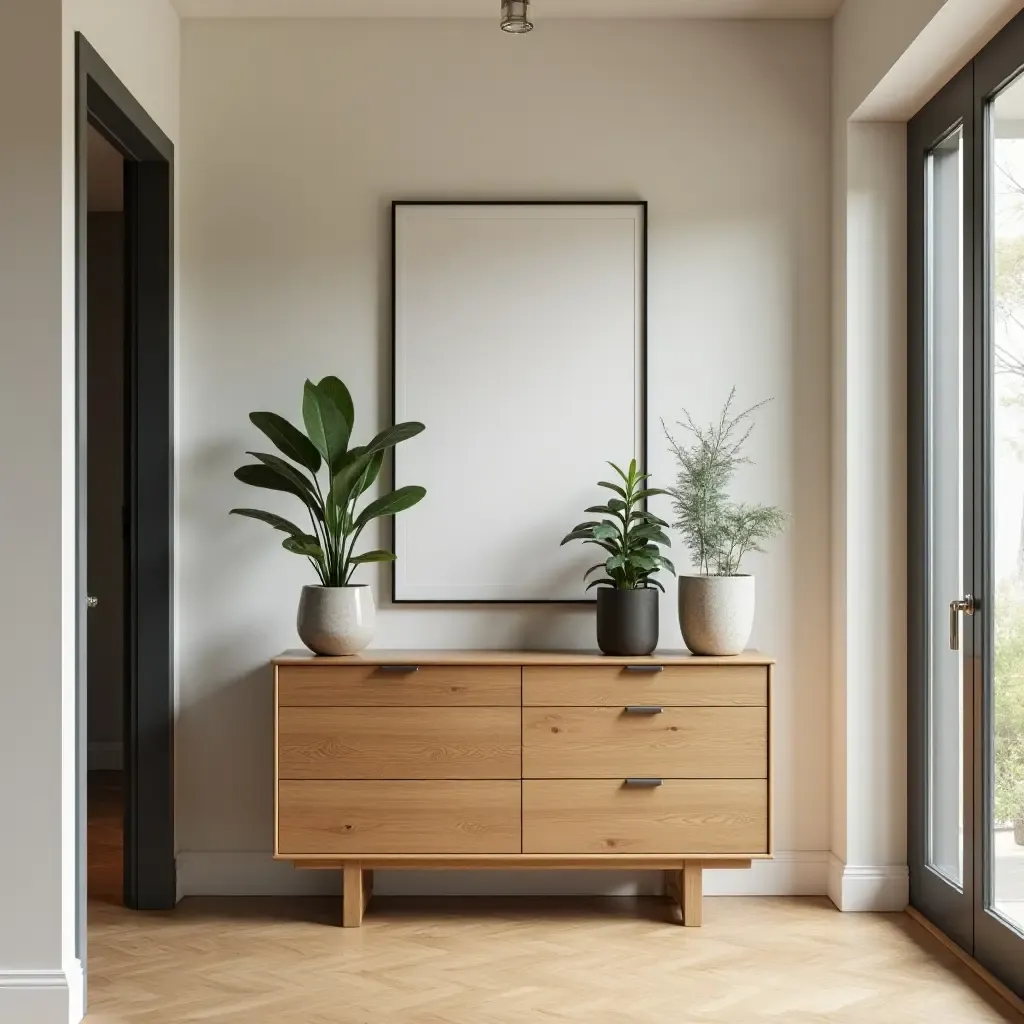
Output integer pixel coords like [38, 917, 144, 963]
[83, 890, 1022, 1023]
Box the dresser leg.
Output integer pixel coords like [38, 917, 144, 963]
[343, 861, 368, 927]
[682, 861, 703, 927]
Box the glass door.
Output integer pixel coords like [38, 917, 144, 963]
[909, 65, 975, 954]
[975, 25, 1024, 992]
[910, 10, 1024, 996]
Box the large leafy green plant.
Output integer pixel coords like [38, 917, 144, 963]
[560, 459, 674, 591]
[231, 376, 425, 587]
[663, 388, 786, 576]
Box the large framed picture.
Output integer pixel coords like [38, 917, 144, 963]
[392, 200, 647, 603]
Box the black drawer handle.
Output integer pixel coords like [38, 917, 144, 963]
[624, 705, 664, 715]
[624, 665, 664, 673]
[624, 777, 663, 788]
[378, 665, 420, 673]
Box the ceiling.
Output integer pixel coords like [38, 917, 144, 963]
[171, 0, 843, 19]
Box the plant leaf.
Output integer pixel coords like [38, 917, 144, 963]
[592, 522, 619, 542]
[350, 549, 397, 564]
[316, 376, 354, 437]
[632, 510, 670, 527]
[355, 450, 385, 497]
[246, 451, 319, 498]
[598, 480, 627, 498]
[331, 450, 374, 508]
[647, 578, 666, 593]
[282, 534, 325, 560]
[606, 554, 625, 572]
[586, 578, 617, 591]
[585, 504, 623, 518]
[355, 485, 426, 528]
[560, 529, 595, 546]
[632, 487, 668, 502]
[362, 421, 425, 456]
[659, 555, 677, 575]
[583, 563, 607, 579]
[583, 538, 618, 555]
[235, 464, 321, 516]
[249, 412, 321, 473]
[607, 461, 630, 484]
[302, 379, 350, 470]
[229, 508, 306, 537]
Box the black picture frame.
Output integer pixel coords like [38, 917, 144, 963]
[389, 199, 648, 606]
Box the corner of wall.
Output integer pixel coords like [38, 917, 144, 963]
[828, 854, 910, 912]
[0, 960, 82, 1024]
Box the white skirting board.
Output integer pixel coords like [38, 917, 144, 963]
[827, 854, 909, 912]
[0, 960, 82, 1024]
[175, 851, 832, 900]
[87, 741, 122, 771]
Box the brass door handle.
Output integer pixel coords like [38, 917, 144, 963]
[949, 594, 975, 651]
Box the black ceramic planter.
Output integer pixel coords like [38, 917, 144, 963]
[595, 587, 659, 656]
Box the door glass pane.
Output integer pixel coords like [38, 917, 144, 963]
[926, 127, 965, 887]
[990, 77, 1024, 936]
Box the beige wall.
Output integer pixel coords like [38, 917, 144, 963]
[179, 16, 833, 896]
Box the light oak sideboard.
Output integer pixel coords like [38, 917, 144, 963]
[273, 649, 774, 927]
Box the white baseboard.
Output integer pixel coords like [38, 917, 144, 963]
[176, 850, 832, 899]
[0, 961, 82, 1023]
[87, 741, 122, 771]
[827, 854, 909, 911]
[705, 851, 830, 895]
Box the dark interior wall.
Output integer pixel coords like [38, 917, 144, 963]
[87, 211, 125, 767]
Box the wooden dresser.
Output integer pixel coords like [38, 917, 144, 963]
[273, 650, 773, 927]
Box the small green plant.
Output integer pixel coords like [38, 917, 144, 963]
[231, 375, 425, 587]
[560, 459, 674, 591]
[663, 388, 786, 576]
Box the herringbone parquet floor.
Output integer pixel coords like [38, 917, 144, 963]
[85, 778, 1022, 1024]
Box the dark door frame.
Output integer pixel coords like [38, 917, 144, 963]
[75, 30, 176, 950]
[908, 6, 1024, 998]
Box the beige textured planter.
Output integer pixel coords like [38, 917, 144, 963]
[677, 574, 755, 656]
[297, 585, 375, 656]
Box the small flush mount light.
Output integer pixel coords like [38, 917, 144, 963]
[501, 0, 533, 33]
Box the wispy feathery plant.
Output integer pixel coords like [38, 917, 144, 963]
[662, 388, 786, 576]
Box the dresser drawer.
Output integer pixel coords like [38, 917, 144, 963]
[278, 780, 521, 855]
[522, 706, 766, 779]
[277, 664, 520, 706]
[522, 665, 767, 707]
[278, 706, 521, 780]
[522, 779, 767, 854]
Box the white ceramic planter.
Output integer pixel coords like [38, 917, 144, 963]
[677, 574, 755, 656]
[297, 585, 375, 656]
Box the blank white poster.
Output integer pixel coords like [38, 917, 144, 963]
[393, 202, 644, 602]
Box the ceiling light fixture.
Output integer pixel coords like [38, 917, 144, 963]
[501, 0, 533, 34]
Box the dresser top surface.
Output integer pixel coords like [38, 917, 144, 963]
[273, 649, 774, 667]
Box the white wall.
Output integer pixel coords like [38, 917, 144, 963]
[0, 2, 70, 1021]
[828, 0, 1024, 911]
[0, 1, 178, 1021]
[178, 17, 832, 896]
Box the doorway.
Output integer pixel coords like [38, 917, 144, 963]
[908, 7, 1024, 997]
[75, 31, 176, 986]
[86, 122, 127, 905]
